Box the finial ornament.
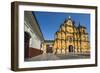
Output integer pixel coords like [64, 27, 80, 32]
[68, 16, 71, 19]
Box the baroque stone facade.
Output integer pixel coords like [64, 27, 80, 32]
[53, 16, 90, 54]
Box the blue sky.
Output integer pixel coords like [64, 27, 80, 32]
[33, 11, 90, 40]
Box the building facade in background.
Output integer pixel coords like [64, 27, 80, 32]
[41, 40, 54, 54]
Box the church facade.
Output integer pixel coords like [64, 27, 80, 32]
[53, 16, 90, 54]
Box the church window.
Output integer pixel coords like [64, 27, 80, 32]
[67, 36, 73, 42]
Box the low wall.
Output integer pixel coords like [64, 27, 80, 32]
[26, 47, 43, 58]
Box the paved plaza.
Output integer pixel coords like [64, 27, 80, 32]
[25, 53, 90, 61]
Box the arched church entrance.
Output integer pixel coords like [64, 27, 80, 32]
[68, 45, 74, 52]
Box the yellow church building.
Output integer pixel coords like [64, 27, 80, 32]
[53, 16, 90, 54]
[42, 16, 90, 55]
